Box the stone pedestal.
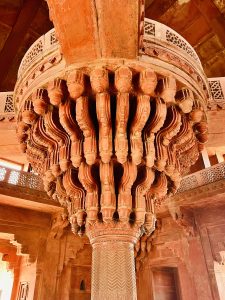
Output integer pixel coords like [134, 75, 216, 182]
[87, 224, 140, 300]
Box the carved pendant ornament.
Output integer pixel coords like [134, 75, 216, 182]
[16, 66, 208, 236]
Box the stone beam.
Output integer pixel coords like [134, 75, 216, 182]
[0, 0, 40, 89]
[46, 0, 140, 63]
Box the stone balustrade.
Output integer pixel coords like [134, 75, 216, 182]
[0, 166, 44, 191]
[16, 19, 203, 81]
[17, 29, 59, 79]
[0, 162, 223, 196]
[0, 92, 14, 119]
[13, 17, 210, 114]
[14, 28, 62, 114]
[178, 161, 225, 193]
[11, 19, 225, 112]
[208, 77, 225, 109]
[143, 18, 202, 67]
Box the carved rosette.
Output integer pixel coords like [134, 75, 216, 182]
[16, 64, 208, 235]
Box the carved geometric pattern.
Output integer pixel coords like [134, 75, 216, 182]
[50, 31, 58, 45]
[144, 20, 155, 36]
[166, 30, 199, 62]
[0, 166, 44, 190]
[0, 167, 6, 181]
[209, 80, 225, 101]
[8, 170, 19, 185]
[178, 162, 225, 193]
[4, 94, 14, 113]
[178, 174, 199, 193]
[200, 163, 225, 183]
[19, 38, 44, 75]
[0, 92, 14, 118]
[17, 172, 44, 190]
[17, 282, 29, 300]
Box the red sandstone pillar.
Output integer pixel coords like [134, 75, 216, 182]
[45, 2, 141, 299]
[17, 1, 209, 299]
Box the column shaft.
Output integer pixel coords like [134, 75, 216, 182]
[91, 240, 137, 300]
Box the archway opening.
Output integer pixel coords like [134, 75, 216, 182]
[0, 253, 14, 300]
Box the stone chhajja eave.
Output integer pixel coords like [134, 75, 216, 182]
[156, 178, 225, 217]
[174, 179, 225, 208]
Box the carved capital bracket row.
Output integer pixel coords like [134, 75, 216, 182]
[16, 64, 208, 235]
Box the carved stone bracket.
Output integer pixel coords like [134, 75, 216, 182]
[16, 64, 208, 237]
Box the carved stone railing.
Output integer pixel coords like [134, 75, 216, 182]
[208, 77, 225, 110]
[17, 29, 59, 79]
[143, 18, 202, 67]
[14, 19, 210, 114]
[141, 18, 208, 107]
[1, 160, 223, 197]
[0, 166, 44, 191]
[14, 28, 63, 114]
[17, 19, 203, 80]
[0, 92, 14, 119]
[178, 162, 225, 193]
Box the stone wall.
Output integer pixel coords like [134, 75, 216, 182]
[136, 204, 225, 300]
[16, 258, 37, 300]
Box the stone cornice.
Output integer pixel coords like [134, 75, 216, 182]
[0, 182, 62, 214]
[157, 179, 225, 215]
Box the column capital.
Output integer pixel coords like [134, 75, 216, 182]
[86, 221, 141, 245]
